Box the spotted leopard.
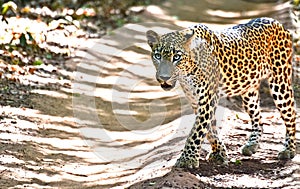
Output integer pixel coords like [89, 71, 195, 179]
[146, 17, 297, 168]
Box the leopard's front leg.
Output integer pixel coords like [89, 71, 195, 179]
[206, 122, 228, 164]
[175, 94, 228, 168]
[174, 114, 208, 168]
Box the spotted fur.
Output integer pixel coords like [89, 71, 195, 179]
[146, 17, 297, 168]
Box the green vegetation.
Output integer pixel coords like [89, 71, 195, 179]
[0, 0, 161, 65]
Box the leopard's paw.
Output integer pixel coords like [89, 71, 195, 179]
[174, 156, 199, 168]
[241, 142, 259, 156]
[278, 149, 296, 160]
[207, 151, 228, 164]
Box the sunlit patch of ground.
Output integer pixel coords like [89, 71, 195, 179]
[1, 1, 300, 188]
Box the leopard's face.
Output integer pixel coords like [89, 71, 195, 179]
[146, 30, 193, 91]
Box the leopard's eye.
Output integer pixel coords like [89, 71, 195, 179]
[153, 53, 161, 60]
[173, 54, 181, 62]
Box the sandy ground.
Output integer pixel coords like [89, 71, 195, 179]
[0, 1, 300, 188]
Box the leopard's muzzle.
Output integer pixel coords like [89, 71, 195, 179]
[160, 82, 174, 91]
[155, 60, 177, 91]
[157, 76, 176, 91]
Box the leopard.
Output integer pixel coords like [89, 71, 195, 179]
[146, 17, 297, 168]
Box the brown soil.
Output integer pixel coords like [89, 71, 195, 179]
[129, 160, 299, 189]
[1, 1, 300, 189]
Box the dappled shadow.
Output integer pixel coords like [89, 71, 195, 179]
[30, 93, 73, 117]
[159, 0, 292, 27]
[1, 0, 300, 188]
[0, 125, 92, 187]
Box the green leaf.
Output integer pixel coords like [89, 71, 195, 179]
[2, 3, 9, 15]
[20, 33, 27, 47]
[33, 59, 43, 66]
[234, 159, 242, 165]
[230, 158, 242, 165]
[26, 32, 34, 42]
[1, 1, 17, 15]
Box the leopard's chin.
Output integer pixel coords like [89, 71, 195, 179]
[160, 82, 174, 91]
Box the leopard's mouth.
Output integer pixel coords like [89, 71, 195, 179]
[160, 82, 174, 91]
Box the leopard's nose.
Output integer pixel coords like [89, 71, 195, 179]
[159, 76, 171, 82]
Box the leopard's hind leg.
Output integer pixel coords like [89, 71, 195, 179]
[241, 89, 264, 156]
[267, 29, 296, 159]
[268, 66, 296, 159]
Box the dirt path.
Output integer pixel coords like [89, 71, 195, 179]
[0, 1, 300, 188]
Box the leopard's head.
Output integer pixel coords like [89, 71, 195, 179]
[146, 29, 195, 91]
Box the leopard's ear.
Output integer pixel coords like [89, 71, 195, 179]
[180, 29, 198, 49]
[146, 30, 159, 48]
[180, 28, 194, 41]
